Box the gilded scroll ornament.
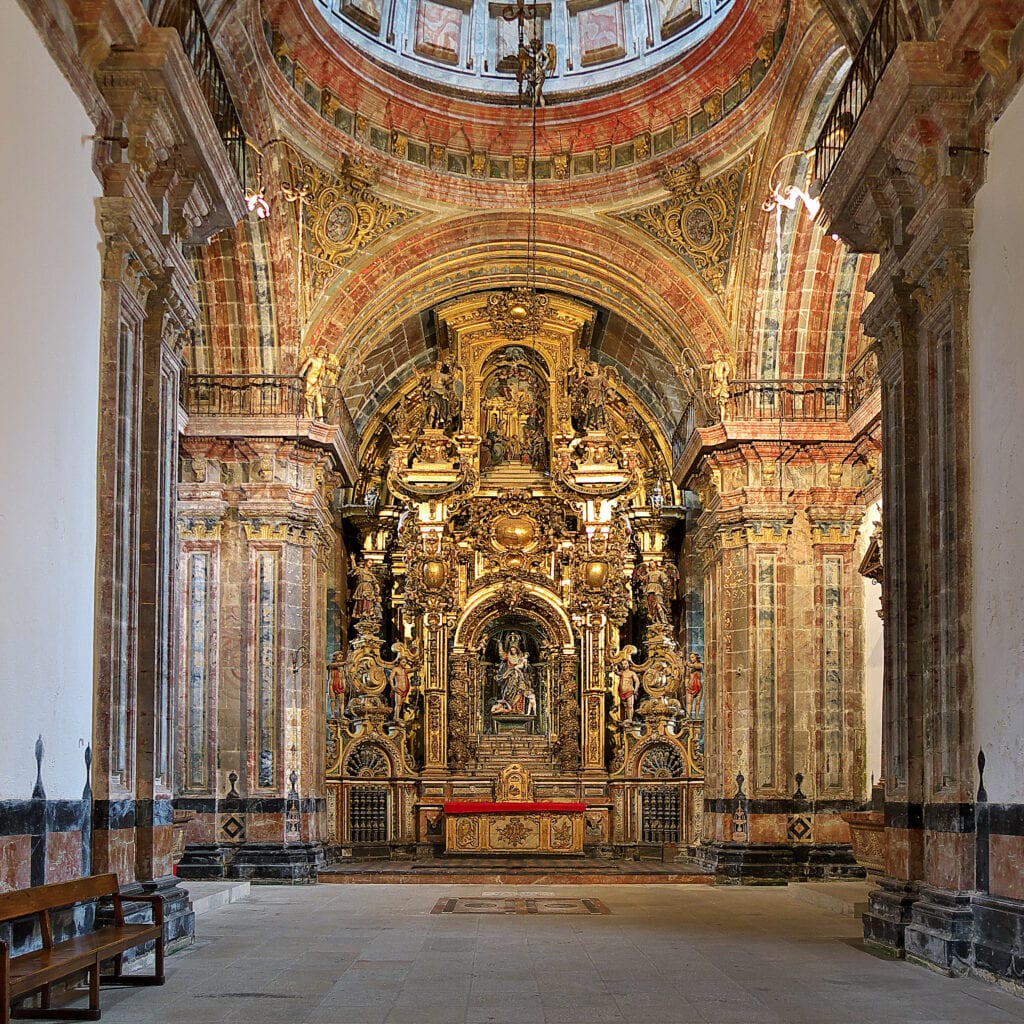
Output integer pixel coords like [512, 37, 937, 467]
[291, 154, 419, 294]
[615, 163, 745, 296]
[486, 288, 549, 340]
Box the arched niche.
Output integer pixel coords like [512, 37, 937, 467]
[479, 344, 551, 474]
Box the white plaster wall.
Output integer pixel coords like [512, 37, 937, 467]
[855, 501, 884, 790]
[0, 5, 100, 800]
[971, 83, 1024, 804]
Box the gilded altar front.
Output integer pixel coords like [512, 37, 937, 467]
[324, 289, 705, 858]
[444, 805, 585, 854]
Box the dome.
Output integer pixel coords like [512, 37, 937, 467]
[311, 0, 738, 103]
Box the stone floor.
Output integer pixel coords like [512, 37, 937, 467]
[82, 883, 1024, 1023]
[318, 855, 714, 884]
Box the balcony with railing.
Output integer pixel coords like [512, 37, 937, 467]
[814, 0, 907, 190]
[142, 0, 249, 192]
[182, 373, 360, 471]
[673, 377, 852, 471]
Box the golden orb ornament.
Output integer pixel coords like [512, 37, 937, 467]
[422, 560, 446, 590]
[492, 515, 537, 551]
[584, 560, 609, 589]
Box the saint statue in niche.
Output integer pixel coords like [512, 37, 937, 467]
[491, 631, 536, 716]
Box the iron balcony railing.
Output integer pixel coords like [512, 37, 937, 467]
[183, 373, 359, 451]
[679, 377, 849, 441]
[726, 378, 848, 421]
[144, 0, 248, 190]
[814, 0, 906, 187]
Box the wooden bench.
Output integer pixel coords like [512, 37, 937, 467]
[0, 874, 165, 1023]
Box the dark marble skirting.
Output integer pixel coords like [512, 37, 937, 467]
[693, 841, 865, 883]
[864, 880, 1024, 989]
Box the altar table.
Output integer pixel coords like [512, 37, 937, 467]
[443, 801, 586, 854]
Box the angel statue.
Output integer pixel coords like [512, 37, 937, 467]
[705, 349, 736, 422]
[518, 38, 556, 108]
[297, 345, 340, 420]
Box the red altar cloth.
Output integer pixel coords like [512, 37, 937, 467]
[443, 801, 586, 815]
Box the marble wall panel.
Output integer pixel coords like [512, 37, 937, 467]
[93, 827, 136, 885]
[924, 831, 974, 892]
[0, 835, 31, 892]
[44, 830, 83, 883]
[748, 813, 787, 843]
[185, 812, 217, 843]
[812, 814, 852, 843]
[989, 833, 1024, 901]
[755, 554, 777, 788]
[186, 552, 210, 790]
[245, 813, 286, 843]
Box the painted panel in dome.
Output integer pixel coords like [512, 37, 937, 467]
[342, 0, 382, 35]
[415, 0, 464, 65]
[577, 2, 625, 67]
[658, 0, 701, 39]
[496, 13, 521, 72]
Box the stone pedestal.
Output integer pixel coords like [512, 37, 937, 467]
[695, 840, 864, 883]
[904, 886, 974, 975]
[863, 877, 921, 954]
[175, 842, 230, 880]
[227, 842, 325, 882]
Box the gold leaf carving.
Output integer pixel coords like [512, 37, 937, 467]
[296, 155, 419, 295]
[614, 163, 745, 297]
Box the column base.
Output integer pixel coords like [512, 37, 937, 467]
[176, 843, 230, 879]
[99, 876, 194, 956]
[693, 842, 865, 883]
[227, 841, 325, 882]
[904, 885, 974, 974]
[862, 877, 920, 955]
[139, 876, 195, 952]
[972, 892, 1024, 992]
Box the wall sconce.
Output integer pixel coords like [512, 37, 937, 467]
[244, 139, 270, 219]
[762, 147, 821, 265]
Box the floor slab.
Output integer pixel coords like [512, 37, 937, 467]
[31, 883, 1024, 1024]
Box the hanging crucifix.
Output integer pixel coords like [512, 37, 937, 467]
[501, 0, 555, 107]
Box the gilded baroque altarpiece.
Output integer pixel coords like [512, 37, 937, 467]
[324, 290, 704, 853]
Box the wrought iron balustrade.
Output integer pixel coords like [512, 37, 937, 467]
[184, 373, 302, 417]
[814, 0, 906, 187]
[144, 0, 248, 190]
[726, 378, 848, 421]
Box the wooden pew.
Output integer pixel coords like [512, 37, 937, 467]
[0, 874, 165, 1023]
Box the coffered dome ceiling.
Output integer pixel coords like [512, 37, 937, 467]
[196, 0, 867, 448]
[260, 0, 789, 185]
[311, 0, 736, 103]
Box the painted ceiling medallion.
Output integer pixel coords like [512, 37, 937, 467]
[616, 159, 746, 297]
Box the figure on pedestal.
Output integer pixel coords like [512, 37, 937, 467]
[686, 652, 704, 719]
[328, 650, 348, 719]
[298, 345, 340, 420]
[388, 642, 417, 720]
[705, 349, 736, 422]
[612, 649, 641, 722]
[492, 631, 535, 715]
